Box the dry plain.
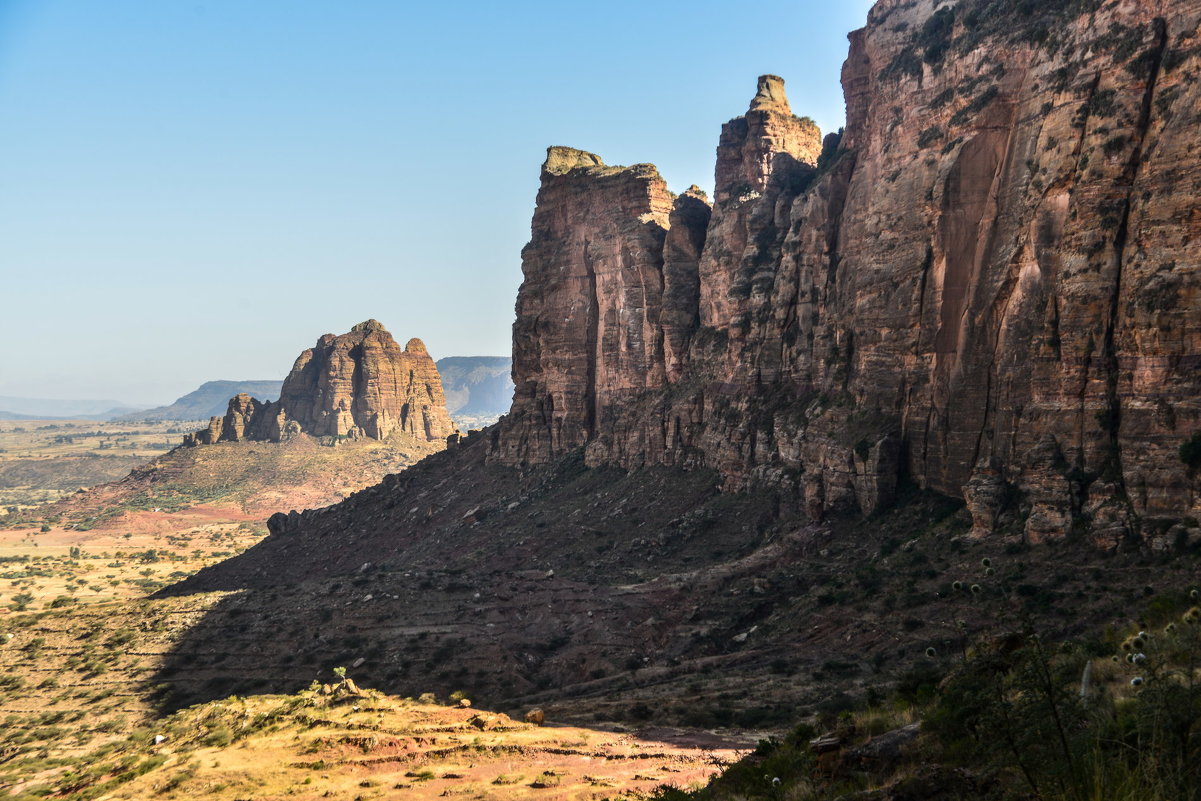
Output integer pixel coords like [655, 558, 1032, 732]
[0, 420, 744, 800]
[0, 418, 192, 512]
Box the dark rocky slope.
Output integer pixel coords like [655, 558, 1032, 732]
[158, 430, 1193, 723]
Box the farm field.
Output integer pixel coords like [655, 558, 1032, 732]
[0, 419, 197, 511]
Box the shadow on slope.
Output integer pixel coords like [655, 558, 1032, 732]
[149, 434, 1191, 730]
[152, 438, 812, 718]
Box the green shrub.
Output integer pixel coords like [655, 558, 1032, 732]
[202, 725, 233, 748]
[919, 7, 956, 65]
[1088, 88, 1119, 118]
[917, 126, 945, 148]
[1103, 134, 1130, 156]
[925, 611, 1201, 801]
[1179, 432, 1201, 471]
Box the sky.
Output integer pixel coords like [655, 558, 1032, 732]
[0, 0, 876, 406]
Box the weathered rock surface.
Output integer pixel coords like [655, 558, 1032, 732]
[485, 0, 1201, 546]
[185, 320, 457, 446]
[662, 186, 712, 381]
[700, 73, 824, 334]
[497, 148, 676, 464]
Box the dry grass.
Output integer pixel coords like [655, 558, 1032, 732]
[0, 601, 738, 800]
[0, 521, 265, 609]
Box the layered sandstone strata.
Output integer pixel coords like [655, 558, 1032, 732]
[497, 148, 677, 464]
[185, 320, 457, 446]
[487, 0, 1201, 547]
[699, 74, 824, 334]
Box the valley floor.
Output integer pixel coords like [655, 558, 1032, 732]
[0, 419, 192, 511]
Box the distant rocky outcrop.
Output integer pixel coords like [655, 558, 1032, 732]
[185, 321, 457, 446]
[115, 381, 283, 422]
[128, 361, 511, 427]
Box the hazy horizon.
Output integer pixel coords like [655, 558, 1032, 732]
[1, 0, 876, 405]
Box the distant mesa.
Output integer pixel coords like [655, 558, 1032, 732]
[0, 395, 145, 421]
[184, 320, 458, 447]
[114, 381, 284, 422]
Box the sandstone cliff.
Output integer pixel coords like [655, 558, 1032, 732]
[185, 320, 457, 446]
[486, 1, 1201, 547]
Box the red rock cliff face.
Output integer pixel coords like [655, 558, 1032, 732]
[186, 320, 457, 446]
[491, 0, 1201, 547]
[700, 75, 824, 338]
[496, 147, 677, 464]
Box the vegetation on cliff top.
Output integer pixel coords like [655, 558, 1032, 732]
[883, 0, 1108, 81]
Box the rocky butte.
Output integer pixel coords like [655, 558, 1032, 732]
[184, 319, 458, 447]
[24, 320, 460, 529]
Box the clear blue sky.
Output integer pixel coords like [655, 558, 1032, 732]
[0, 0, 876, 405]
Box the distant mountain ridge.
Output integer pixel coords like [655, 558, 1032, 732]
[9, 356, 512, 426]
[115, 381, 284, 422]
[0, 396, 144, 421]
[435, 357, 512, 417]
